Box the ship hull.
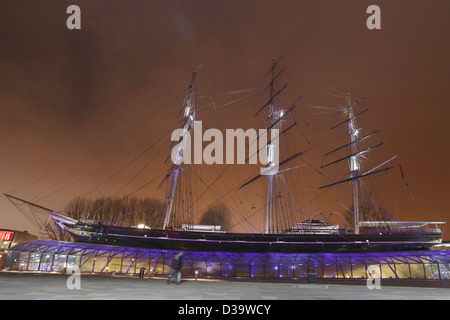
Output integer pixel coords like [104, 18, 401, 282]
[63, 223, 442, 253]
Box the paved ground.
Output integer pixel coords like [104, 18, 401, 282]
[0, 272, 449, 301]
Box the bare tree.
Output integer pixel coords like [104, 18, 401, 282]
[344, 200, 392, 230]
[58, 196, 166, 233]
[199, 202, 232, 231]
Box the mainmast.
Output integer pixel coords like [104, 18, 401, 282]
[239, 57, 303, 234]
[162, 73, 196, 230]
[265, 58, 276, 234]
[264, 57, 285, 234]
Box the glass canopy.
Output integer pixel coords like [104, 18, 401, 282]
[4, 240, 450, 280]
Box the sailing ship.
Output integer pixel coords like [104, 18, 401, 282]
[6, 57, 444, 253]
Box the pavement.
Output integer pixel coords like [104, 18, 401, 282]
[0, 272, 449, 301]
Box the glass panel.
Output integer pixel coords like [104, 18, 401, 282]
[67, 255, 81, 271]
[313, 264, 323, 278]
[206, 262, 219, 277]
[394, 264, 411, 279]
[264, 263, 278, 278]
[93, 257, 108, 273]
[6, 252, 20, 270]
[250, 263, 265, 278]
[352, 264, 367, 279]
[135, 253, 150, 275]
[55, 247, 72, 255]
[52, 254, 67, 272]
[219, 262, 235, 278]
[278, 264, 291, 278]
[235, 263, 250, 277]
[28, 253, 41, 271]
[79, 252, 95, 273]
[39, 254, 53, 271]
[121, 258, 136, 274]
[380, 264, 396, 279]
[191, 261, 206, 277]
[148, 257, 164, 276]
[293, 263, 308, 278]
[18, 252, 29, 271]
[323, 263, 337, 278]
[425, 263, 440, 280]
[439, 264, 450, 280]
[337, 264, 352, 278]
[181, 260, 192, 277]
[409, 263, 425, 279]
[107, 254, 124, 274]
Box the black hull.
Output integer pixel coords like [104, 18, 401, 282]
[66, 224, 442, 253]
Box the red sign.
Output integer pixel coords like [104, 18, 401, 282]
[0, 231, 14, 241]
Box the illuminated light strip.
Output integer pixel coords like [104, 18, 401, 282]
[101, 232, 435, 246]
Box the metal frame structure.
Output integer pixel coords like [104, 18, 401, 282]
[4, 240, 450, 280]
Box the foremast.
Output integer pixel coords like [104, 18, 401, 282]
[264, 57, 283, 234]
[347, 94, 361, 234]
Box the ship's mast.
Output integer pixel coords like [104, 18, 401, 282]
[239, 57, 302, 233]
[264, 57, 283, 234]
[320, 95, 394, 233]
[162, 73, 196, 230]
[265, 58, 275, 234]
[163, 166, 181, 230]
[346, 94, 361, 234]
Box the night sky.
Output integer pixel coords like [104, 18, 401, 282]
[0, 1, 449, 239]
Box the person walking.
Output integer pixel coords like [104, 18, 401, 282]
[167, 251, 183, 284]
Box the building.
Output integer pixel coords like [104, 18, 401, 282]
[0, 229, 38, 269]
